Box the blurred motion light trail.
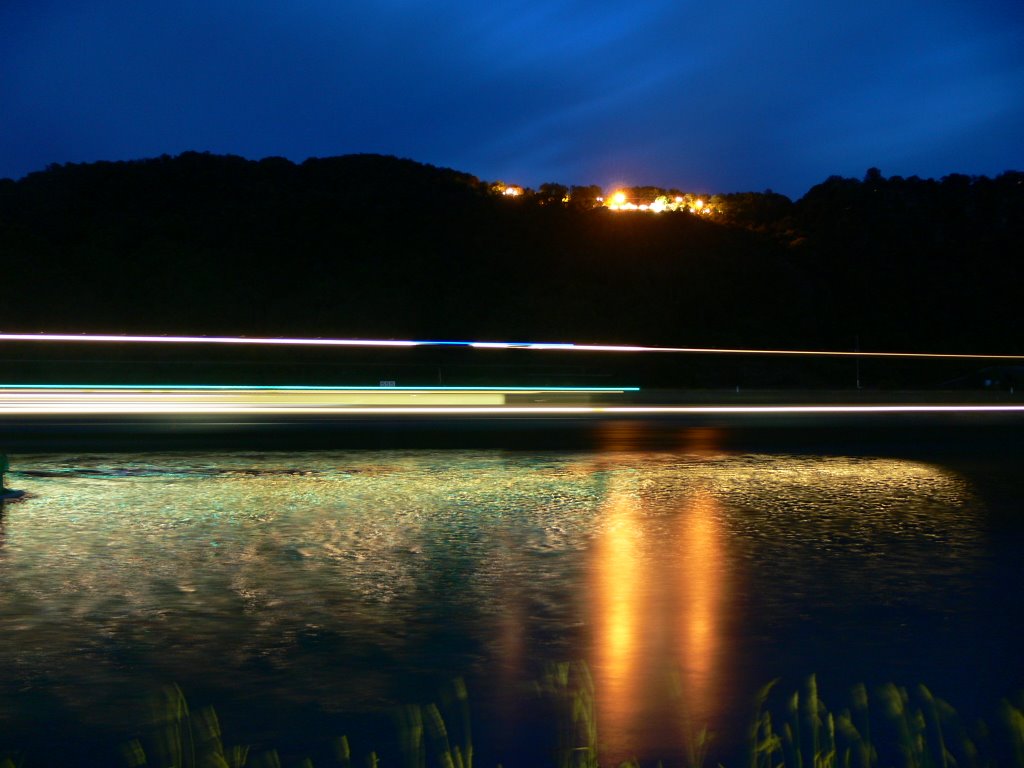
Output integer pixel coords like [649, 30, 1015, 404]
[0, 386, 635, 413]
[0, 386, 1023, 416]
[1, 333, 1022, 360]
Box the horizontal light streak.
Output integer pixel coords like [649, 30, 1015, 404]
[0, 333, 419, 348]
[1, 404, 1023, 416]
[0, 384, 637, 392]
[0, 386, 634, 411]
[480, 343, 1024, 360]
[0, 333, 1021, 360]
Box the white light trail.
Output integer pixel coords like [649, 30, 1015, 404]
[0, 333, 419, 348]
[1, 401, 1023, 417]
[496, 343, 1024, 360]
[1, 333, 1021, 360]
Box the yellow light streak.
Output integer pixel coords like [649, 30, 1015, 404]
[0, 389, 508, 406]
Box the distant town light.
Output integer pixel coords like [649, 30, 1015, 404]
[503, 186, 523, 197]
[605, 189, 718, 215]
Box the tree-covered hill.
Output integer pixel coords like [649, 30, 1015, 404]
[0, 153, 1020, 354]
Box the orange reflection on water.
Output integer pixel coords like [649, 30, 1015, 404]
[675, 491, 726, 719]
[594, 420, 651, 451]
[678, 426, 725, 456]
[590, 485, 644, 739]
[594, 422, 727, 454]
[589, 482, 730, 759]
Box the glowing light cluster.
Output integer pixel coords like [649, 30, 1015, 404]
[606, 191, 715, 215]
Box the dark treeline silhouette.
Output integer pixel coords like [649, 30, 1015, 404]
[0, 154, 1021, 357]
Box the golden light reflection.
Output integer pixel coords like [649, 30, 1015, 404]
[595, 420, 650, 451]
[678, 426, 725, 455]
[591, 484, 644, 739]
[594, 424, 727, 453]
[675, 492, 726, 718]
[589, 474, 730, 758]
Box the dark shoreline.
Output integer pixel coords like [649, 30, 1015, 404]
[2, 412, 1022, 457]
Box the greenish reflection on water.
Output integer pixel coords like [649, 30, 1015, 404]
[0, 448, 1005, 764]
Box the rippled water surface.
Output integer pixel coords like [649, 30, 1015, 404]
[1, 446, 1021, 765]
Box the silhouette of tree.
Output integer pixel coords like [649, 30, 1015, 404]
[568, 184, 603, 209]
[536, 183, 569, 205]
[0, 152, 1020, 359]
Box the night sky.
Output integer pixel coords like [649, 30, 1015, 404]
[3, 1, 1022, 197]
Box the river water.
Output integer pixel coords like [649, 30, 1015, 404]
[1, 434, 1022, 766]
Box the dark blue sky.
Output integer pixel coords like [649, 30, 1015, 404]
[3, 1, 1022, 197]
